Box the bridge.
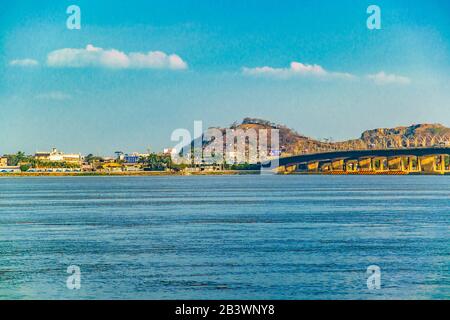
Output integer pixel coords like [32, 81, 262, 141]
[263, 147, 450, 175]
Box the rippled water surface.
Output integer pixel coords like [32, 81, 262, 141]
[0, 175, 449, 299]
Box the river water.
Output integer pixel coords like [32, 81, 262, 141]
[0, 175, 448, 299]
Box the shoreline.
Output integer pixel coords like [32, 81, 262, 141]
[0, 170, 448, 177]
[0, 170, 262, 177]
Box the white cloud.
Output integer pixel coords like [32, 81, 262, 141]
[35, 91, 72, 101]
[367, 72, 411, 85]
[9, 59, 39, 67]
[242, 62, 412, 85]
[242, 61, 355, 80]
[47, 44, 187, 70]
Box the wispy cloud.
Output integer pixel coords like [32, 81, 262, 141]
[242, 61, 355, 80]
[9, 59, 39, 67]
[35, 91, 72, 101]
[367, 72, 411, 85]
[46, 44, 188, 70]
[242, 61, 412, 86]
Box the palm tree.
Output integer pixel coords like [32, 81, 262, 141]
[8, 151, 27, 166]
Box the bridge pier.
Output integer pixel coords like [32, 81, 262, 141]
[276, 166, 286, 174]
[419, 155, 439, 174]
[372, 157, 388, 172]
[417, 157, 422, 172]
[307, 161, 319, 172]
[276, 164, 298, 174]
[321, 162, 332, 172]
[405, 156, 413, 172]
[438, 154, 449, 173]
[285, 165, 297, 173]
[345, 160, 358, 172]
[436, 154, 449, 174]
[331, 159, 345, 171]
[388, 156, 405, 171]
[406, 156, 421, 173]
[358, 158, 372, 171]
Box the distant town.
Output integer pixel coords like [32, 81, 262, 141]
[0, 148, 184, 174]
[1, 119, 449, 175]
[0, 146, 266, 175]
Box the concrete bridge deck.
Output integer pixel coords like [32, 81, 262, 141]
[263, 147, 450, 174]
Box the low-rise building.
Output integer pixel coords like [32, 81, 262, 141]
[81, 163, 95, 172]
[119, 153, 149, 164]
[123, 154, 140, 164]
[0, 157, 8, 167]
[102, 162, 123, 172]
[35, 148, 82, 164]
[123, 163, 142, 171]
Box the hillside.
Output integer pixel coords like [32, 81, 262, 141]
[210, 119, 450, 157]
[359, 124, 450, 148]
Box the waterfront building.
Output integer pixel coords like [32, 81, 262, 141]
[35, 148, 82, 164]
[102, 162, 123, 172]
[123, 163, 142, 171]
[123, 154, 140, 164]
[81, 163, 95, 172]
[0, 157, 8, 167]
[120, 153, 149, 164]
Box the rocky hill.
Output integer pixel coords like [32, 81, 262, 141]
[359, 124, 450, 148]
[212, 119, 450, 157]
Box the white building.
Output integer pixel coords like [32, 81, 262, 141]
[35, 148, 82, 164]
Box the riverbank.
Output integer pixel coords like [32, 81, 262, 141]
[1, 171, 448, 177]
[0, 170, 262, 177]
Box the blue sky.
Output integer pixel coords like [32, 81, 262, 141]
[1, 0, 449, 155]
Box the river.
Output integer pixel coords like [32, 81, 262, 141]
[0, 175, 448, 299]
